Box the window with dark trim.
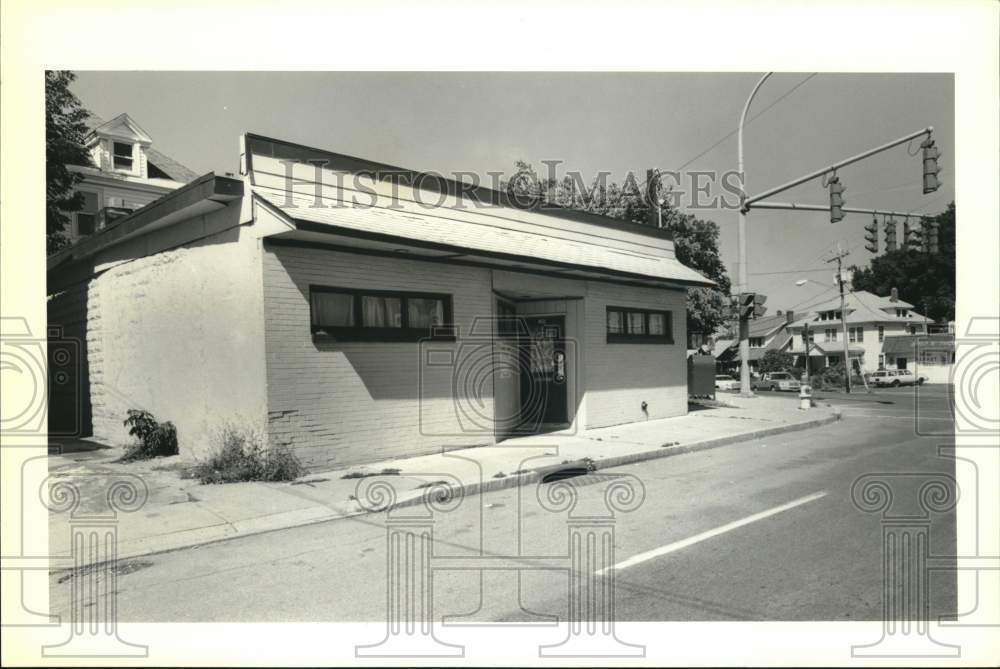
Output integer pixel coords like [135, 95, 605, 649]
[75, 190, 99, 236]
[606, 306, 673, 344]
[310, 286, 454, 341]
[113, 142, 134, 171]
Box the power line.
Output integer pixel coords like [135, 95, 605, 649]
[749, 267, 827, 276]
[638, 73, 818, 192]
[672, 73, 818, 174]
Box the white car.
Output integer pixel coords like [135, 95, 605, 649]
[715, 374, 740, 391]
[870, 369, 926, 387]
[752, 372, 801, 392]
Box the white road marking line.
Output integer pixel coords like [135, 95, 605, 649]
[846, 413, 954, 421]
[596, 491, 828, 575]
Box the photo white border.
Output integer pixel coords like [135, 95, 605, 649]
[2, 0, 997, 665]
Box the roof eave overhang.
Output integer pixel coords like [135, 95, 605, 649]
[271, 215, 714, 291]
[47, 173, 244, 271]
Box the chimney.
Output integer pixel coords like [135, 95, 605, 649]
[786, 310, 795, 324]
[890, 287, 899, 303]
[776, 309, 783, 316]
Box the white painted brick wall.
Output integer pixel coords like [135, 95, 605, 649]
[582, 281, 688, 428]
[262, 244, 497, 470]
[85, 220, 268, 456]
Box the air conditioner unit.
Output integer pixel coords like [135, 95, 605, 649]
[98, 206, 133, 229]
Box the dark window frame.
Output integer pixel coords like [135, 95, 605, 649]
[605, 306, 673, 344]
[112, 141, 134, 171]
[309, 285, 455, 342]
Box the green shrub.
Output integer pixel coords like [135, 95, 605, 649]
[192, 426, 305, 484]
[120, 409, 179, 461]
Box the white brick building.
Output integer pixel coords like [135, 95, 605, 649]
[47, 133, 712, 470]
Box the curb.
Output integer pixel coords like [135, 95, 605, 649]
[390, 409, 842, 508]
[51, 409, 841, 570]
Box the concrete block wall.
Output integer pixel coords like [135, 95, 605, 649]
[582, 281, 688, 428]
[261, 244, 497, 470]
[84, 221, 268, 457]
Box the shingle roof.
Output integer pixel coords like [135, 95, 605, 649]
[82, 113, 198, 183]
[748, 314, 787, 337]
[788, 290, 930, 328]
[144, 146, 200, 183]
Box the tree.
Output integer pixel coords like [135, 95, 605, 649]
[46, 70, 94, 255]
[758, 349, 794, 374]
[849, 203, 955, 323]
[506, 162, 733, 336]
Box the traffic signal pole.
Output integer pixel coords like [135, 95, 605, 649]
[736, 72, 772, 397]
[735, 71, 936, 398]
[743, 126, 934, 210]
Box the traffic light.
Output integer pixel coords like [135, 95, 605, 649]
[885, 218, 897, 251]
[864, 217, 879, 254]
[921, 137, 942, 194]
[753, 293, 767, 318]
[903, 218, 921, 250]
[828, 174, 846, 223]
[927, 220, 940, 254]
[738, 292, 767, 319]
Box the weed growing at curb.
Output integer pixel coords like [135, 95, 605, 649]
[192, 425, 306, 484]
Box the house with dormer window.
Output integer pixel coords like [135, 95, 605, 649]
[787, 289, 932, 373]
[62, 113, 199, 242]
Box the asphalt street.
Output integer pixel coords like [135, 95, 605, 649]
[48, 384, 957, 623]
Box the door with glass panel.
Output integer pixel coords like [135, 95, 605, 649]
[518, 316, 568, 432]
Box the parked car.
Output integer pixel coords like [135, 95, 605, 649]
[714, 374, 740, 391]
[870, 369, 926, 387]
[752, 371, 801, 392]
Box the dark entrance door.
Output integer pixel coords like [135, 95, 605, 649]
[518, 316, 568, 432]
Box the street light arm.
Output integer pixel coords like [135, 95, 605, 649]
[737, 72, 773, 198]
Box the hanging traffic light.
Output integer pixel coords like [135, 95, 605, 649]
[927, 221, 940, 254]
[885, 217, 897, 252]
[864, 217, 879, 254]
[753, 293, 768, 318]
[921, 137, 942, 194]
[828, 174, 846, 223]
[903, 218, 921, 250]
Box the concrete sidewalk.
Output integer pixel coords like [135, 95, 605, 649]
[47, 394, 839, 567]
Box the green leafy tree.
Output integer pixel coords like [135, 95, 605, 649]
[849, 203, 955, 323]
[758, 349, 794, 374]
[46, 70, 94, 255]
[506, 162, 732, 336]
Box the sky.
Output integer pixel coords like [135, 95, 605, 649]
[71, 71, 954, 314]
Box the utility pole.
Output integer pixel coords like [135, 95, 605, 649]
[825, 245, 852, 393]
[802, 322, 812, 385]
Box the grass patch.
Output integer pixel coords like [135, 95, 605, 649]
[191, 425, 306, 484]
